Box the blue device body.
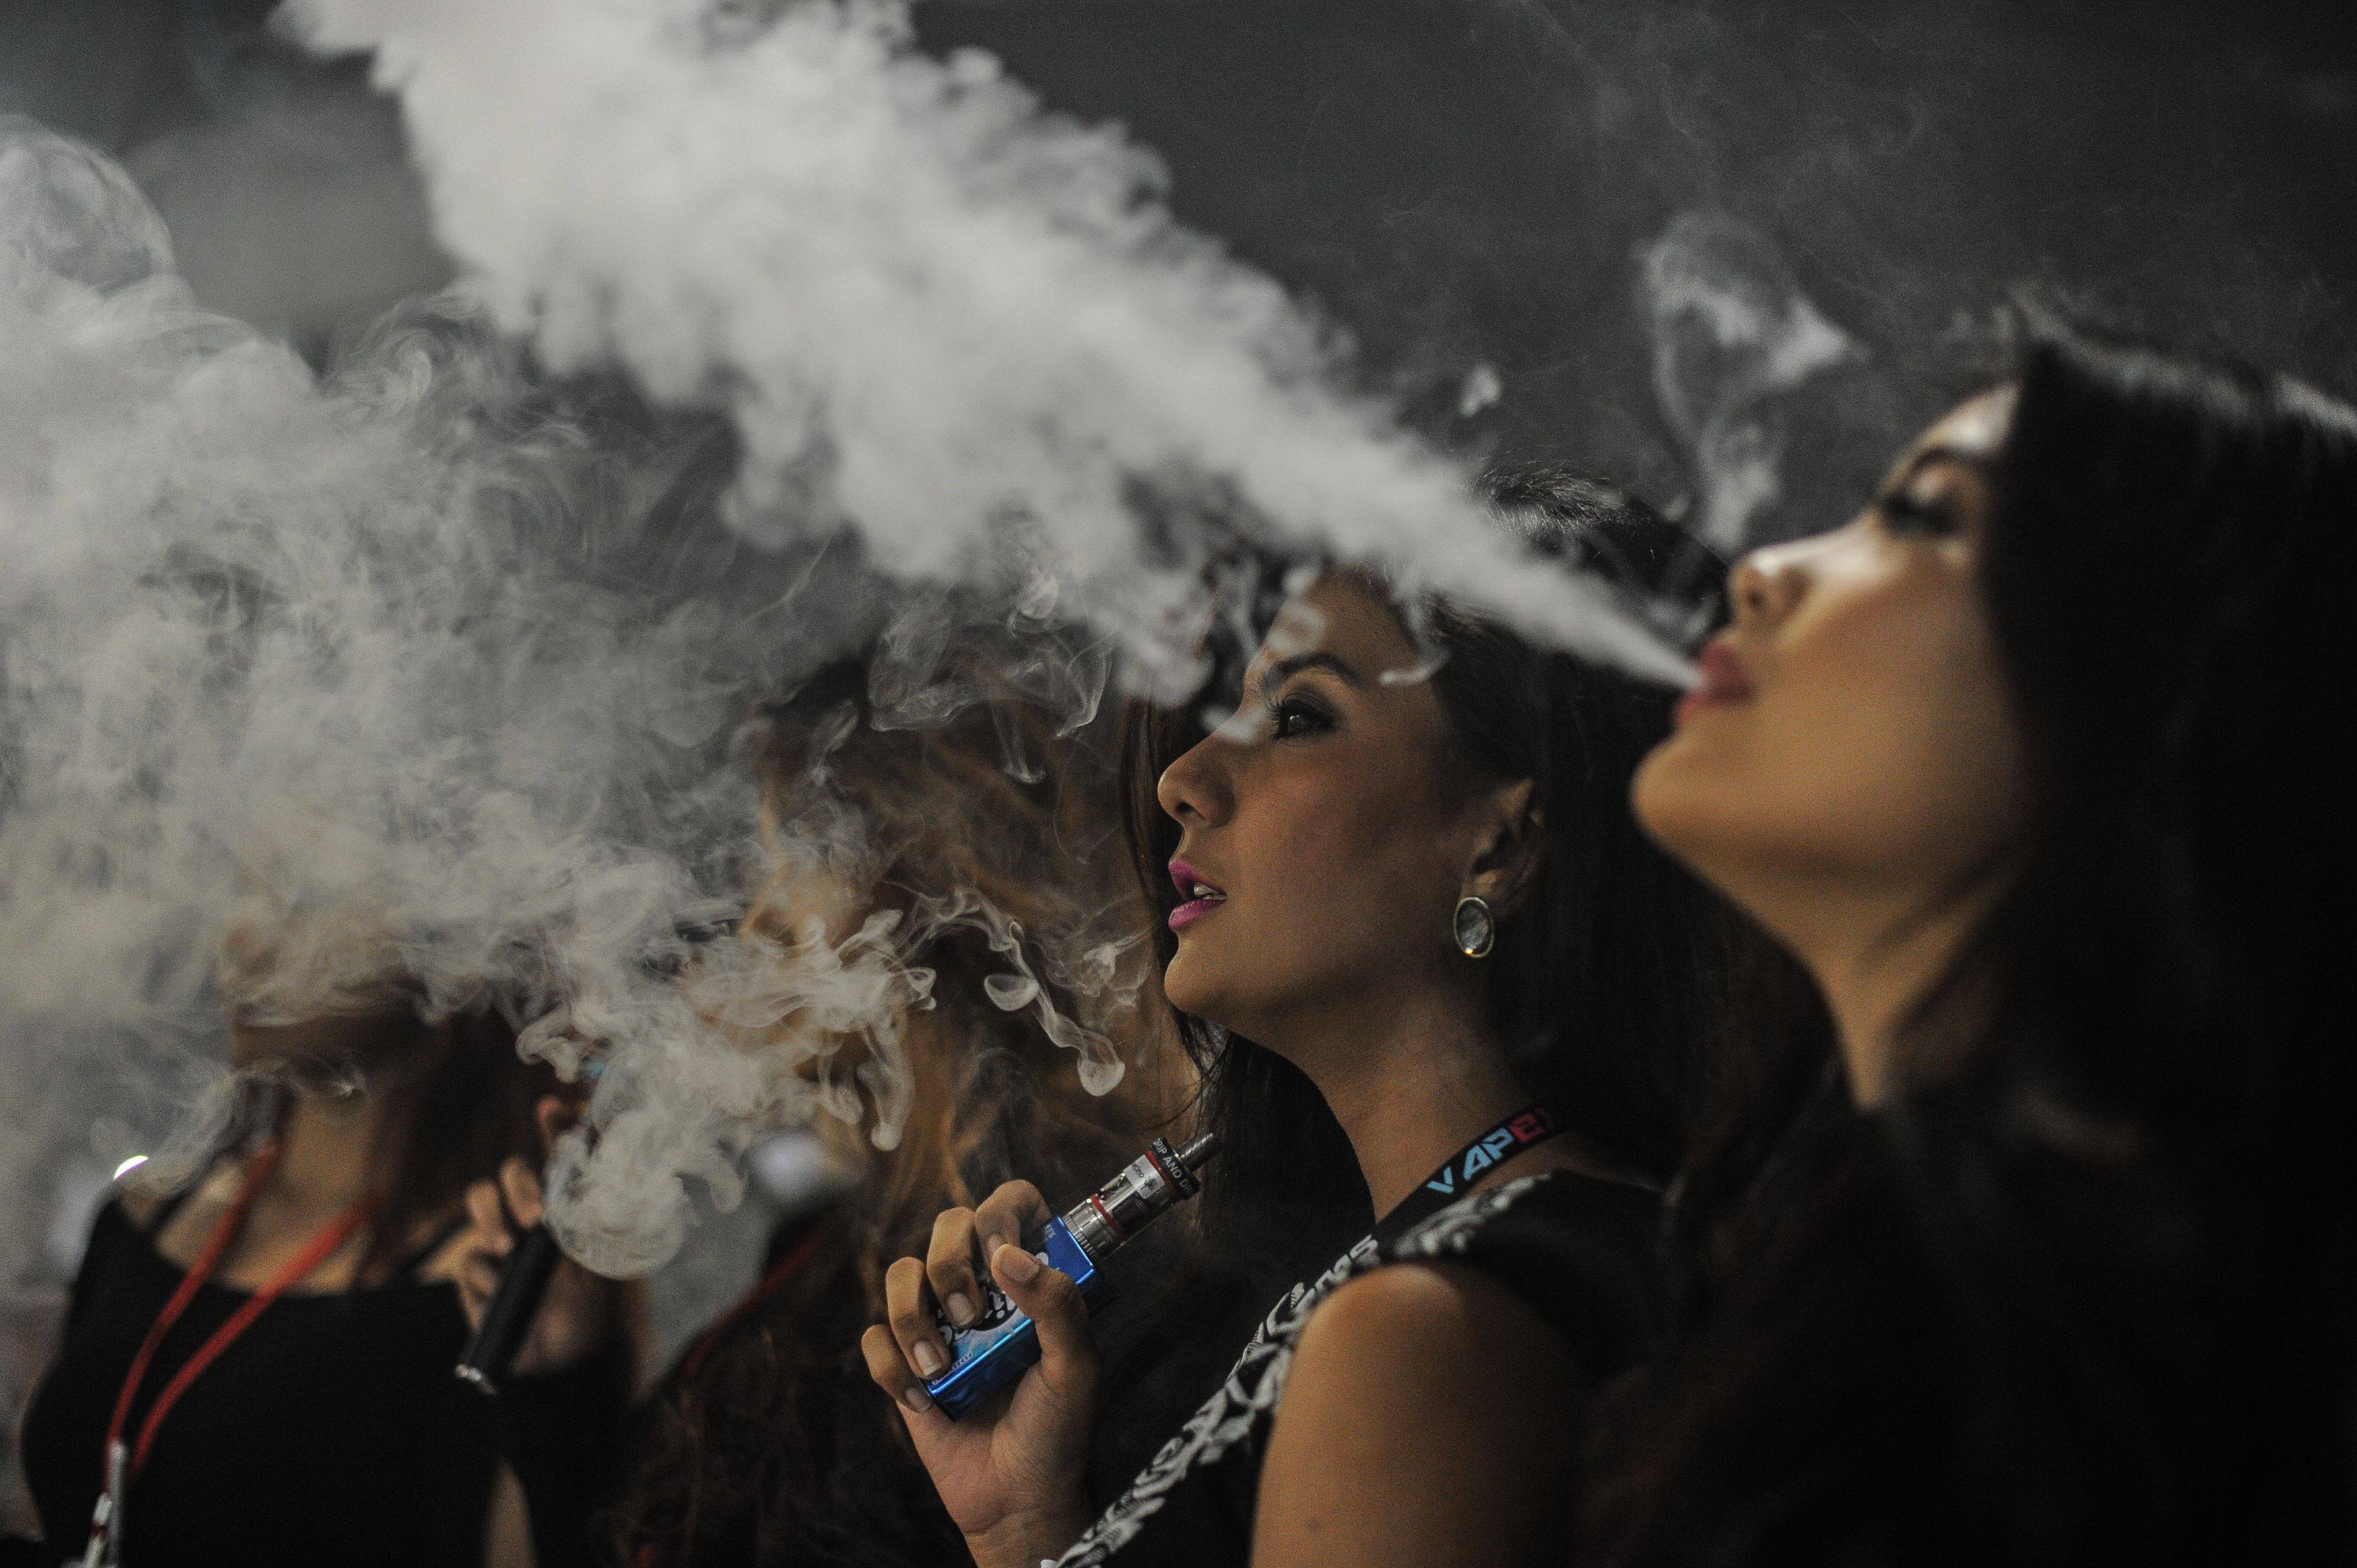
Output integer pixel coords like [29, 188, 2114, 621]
[925, 1215, 1112, 1418]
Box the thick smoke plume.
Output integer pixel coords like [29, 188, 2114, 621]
[7, 0, 1732, 1343]
[285, 0, 1694, 691]
[0, 116, 1139, 1291]
[5, 0, 2340, 1517]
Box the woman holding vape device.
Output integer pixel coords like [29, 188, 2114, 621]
[865, 473, 1741, 1568]
[1581, 316, 2357, 1564]
[13, 935, 557, 1568]
[444, 654, 1280, 1568]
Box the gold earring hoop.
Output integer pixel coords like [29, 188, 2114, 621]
[1453, 895, 1496, 959]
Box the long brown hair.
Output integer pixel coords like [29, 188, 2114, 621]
[609, 648, 1191, 1567]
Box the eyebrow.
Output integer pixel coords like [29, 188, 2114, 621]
[1262, 650, 1365, 688]
[1891, 442, 1999, 488]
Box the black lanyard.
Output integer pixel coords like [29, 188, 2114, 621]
[1370, 1104, 1564, 1247]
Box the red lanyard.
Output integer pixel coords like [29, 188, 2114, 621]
[88, 1143, 379, 1561]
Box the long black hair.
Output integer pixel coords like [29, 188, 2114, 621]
[1584, 315, 2357, 1566]
[1117, 469, 1741, 1250]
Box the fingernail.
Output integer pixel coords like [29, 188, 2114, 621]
[995, 1243, 1040, 1284]
[901, 1385, 933, 1414]
[912, 1340, 945, 1378]
[945, 1292, 976, 1327]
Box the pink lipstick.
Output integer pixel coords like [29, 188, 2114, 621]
[1167, 858, 1227, 932]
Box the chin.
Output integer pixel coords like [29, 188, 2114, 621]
[1164, 941, 1266, 1039]
[1635, 759, 1814, 944]
[1160, 945, 1216, 1023]
[1632, 739, 1698, 841]
[1632, 741, 1746, 869]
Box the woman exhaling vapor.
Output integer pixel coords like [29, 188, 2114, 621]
[1583, 313, 2357, 1565]
[865, 474, 1742, 1568]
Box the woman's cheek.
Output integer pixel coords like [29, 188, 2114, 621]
[1775, 630, 1999, 873]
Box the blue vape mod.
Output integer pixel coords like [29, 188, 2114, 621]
[926, 1132, 1218, 1419]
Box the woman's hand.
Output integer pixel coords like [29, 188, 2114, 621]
[434, 1096, 622, 1378]
[861, 1180, 1098, 1568]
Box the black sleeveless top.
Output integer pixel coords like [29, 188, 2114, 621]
[16, 1192, 501, 1567]
[1057, 1168, 1662, 1566]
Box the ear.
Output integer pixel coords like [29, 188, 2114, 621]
[1463, 778, 1542, 916]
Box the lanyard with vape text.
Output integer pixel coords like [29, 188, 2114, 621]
[85, 1143, 378, 1568]
[1370, 1104, 1564, 1248]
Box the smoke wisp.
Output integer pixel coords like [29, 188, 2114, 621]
[6, 0, 1771, 1332]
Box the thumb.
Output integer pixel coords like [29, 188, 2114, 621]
[991, 1243, 1095, 1397]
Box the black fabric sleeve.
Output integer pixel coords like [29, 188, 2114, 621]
[496, 1336, 636, 1568]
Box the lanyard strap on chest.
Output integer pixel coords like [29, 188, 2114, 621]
[88, 1143, 378, 1561]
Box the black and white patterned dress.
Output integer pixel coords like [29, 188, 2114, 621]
[1055, 1168, 1663, 1567]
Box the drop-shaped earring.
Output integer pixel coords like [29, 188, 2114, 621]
[1453, 895, 1496, 959]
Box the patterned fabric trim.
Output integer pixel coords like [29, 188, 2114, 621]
[1053, 1172, 1554, 1566]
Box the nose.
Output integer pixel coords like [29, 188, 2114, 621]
[1156, 730, 1234, 833]
[1729, 539, 1810, 629]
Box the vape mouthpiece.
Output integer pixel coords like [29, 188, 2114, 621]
[1062, 1132, 1218, 1262]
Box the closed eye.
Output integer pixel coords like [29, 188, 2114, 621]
[1877, 489, 1958, 538]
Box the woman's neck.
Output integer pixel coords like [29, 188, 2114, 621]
[1271, 990, 1538, 1219]
[1778, 877, 2003, 1109]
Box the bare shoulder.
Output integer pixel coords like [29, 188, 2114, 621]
[1285, 1260, 1583, 1437]
[1299, 1258, 1572, 1370]
[1252, 1263, 1582, 1568]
